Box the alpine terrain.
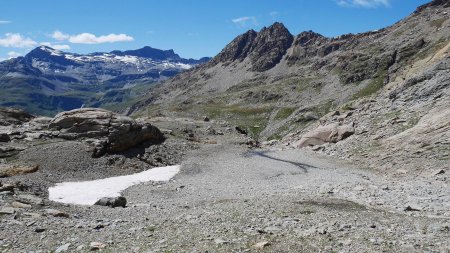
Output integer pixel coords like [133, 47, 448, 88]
[0, 0, 449, 252]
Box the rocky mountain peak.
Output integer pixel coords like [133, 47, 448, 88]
[294, 31, 326, 46]
[23, 45, 75, 66]
[260, 22, 289, 34]
[248, 22, 294, 71]
[211, 22, 293, 71]
[211, 29, 258, 64]
[26, 46, 62, 58]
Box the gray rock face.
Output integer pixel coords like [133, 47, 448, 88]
[212, 30, 258, 64]
[248, 22, 294, 71]
[94, 196, 127, 208]
[49, 108, 164, 157]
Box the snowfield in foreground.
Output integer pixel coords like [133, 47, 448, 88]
[48, 165, 181, 205]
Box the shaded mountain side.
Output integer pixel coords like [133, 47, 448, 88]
[0, 46, 210, 116]
[129, 0, 449, 172]
[209, 22, 294, 71]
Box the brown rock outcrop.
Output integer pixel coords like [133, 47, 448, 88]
[49, 108, 164, 156]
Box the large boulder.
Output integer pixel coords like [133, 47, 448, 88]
[49, 108, 164, 156]
[295, 122, 355, 148]
[0, 107, 34, 126]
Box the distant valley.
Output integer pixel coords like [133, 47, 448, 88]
[0, 46, 210, 115]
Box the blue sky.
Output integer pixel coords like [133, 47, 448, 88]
[0, 0, 429, 60]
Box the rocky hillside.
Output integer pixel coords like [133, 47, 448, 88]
[0, 46, 210, 116]
[129, 0, 449, 172]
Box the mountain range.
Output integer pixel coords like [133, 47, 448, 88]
[128, 0, 449, 171]
[0, 46, 210, 115]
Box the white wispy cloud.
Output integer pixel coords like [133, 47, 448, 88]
[269, 11, 279, 18]
[0, 33, 38, 48]
[51, 31, 70, 41]
[51, 30, 134, 44]
[40, 42, 71, 50]
[232, 16, 258, 27]
[70, 33, 134, 44]
[7, 51, 21, 58]
[0, 51, 22, 61]
[0, 20, 11, 25]
[335, 0, 390, 8]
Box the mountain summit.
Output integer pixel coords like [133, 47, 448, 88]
[211, 22, 294, 71]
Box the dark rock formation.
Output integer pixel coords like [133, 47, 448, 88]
[0, 133, 10, 142]
[249, 22, 294, 71]
[0, 107, 34, 126]
[95, 196, 127, 208]
[212, 30, 258, 64]
[211, 22, 293, 71]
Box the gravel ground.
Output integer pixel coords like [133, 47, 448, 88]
[1, 134, 449, 252]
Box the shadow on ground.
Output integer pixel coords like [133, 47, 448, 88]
[244, 150, 317, 173]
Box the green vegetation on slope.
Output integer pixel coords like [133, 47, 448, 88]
[352, 70, 387, 99]
[274, 107, 296, 120]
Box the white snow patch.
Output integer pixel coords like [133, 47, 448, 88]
[48, 165, 180, 205]
[114, 55, 139, 64]
[175, 63, 193, 70]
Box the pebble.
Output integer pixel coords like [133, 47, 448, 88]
[55, 243, 71, 253]
[45, 209, 70, 218]
[10, 201, 32, 209]
[76, 245, 85, 251]
[89, 242, 106, 250]
[214, 238, 229, 245]
[0, 207, 16, 214]
[264, 226, 281, 233]
[253, 241, 271, 249]
[15, 194, 43, 205]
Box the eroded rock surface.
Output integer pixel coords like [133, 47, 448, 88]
[0, 107, 34, 126]
[49, 108, 164, 157]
